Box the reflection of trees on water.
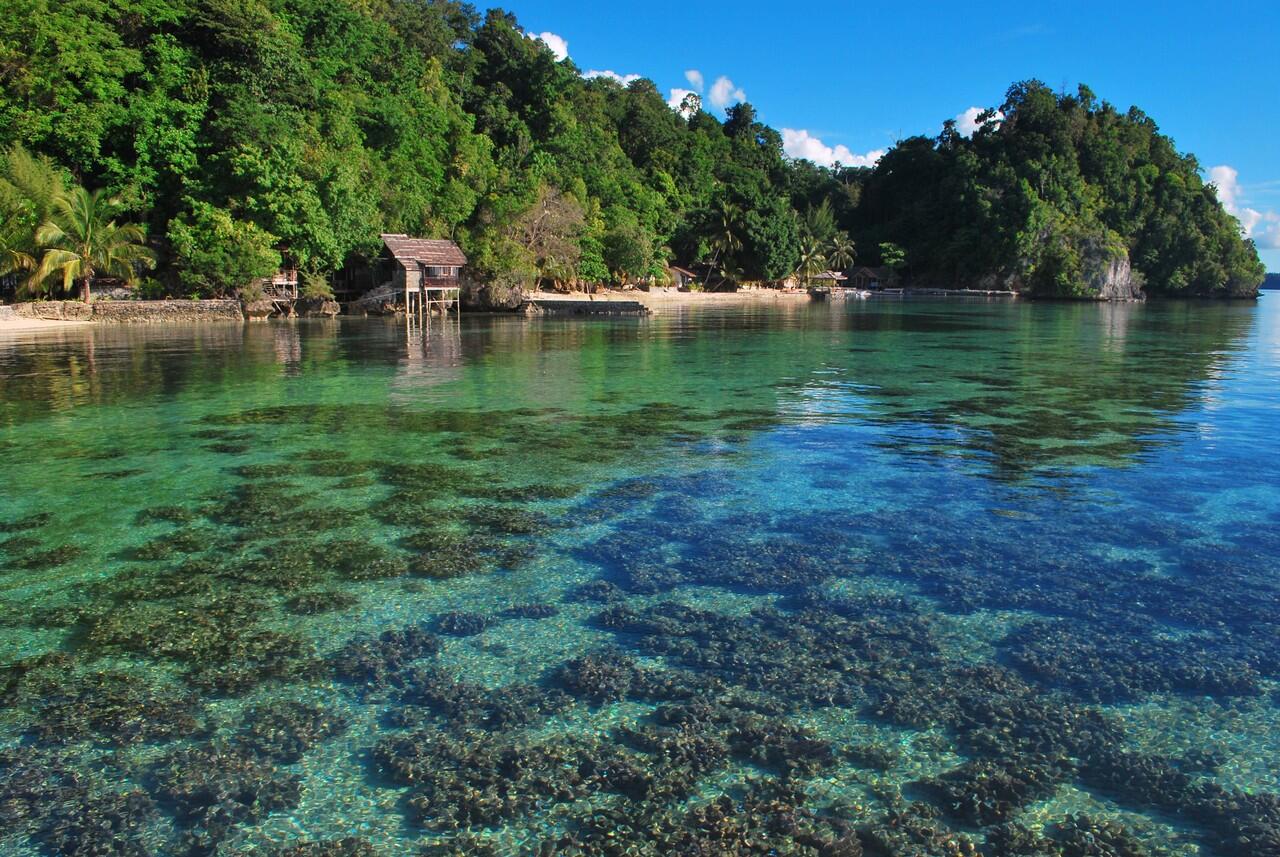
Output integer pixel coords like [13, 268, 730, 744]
[793, 300, 1258, 480]
[0, 303, 1260, 481]
[0, 324, 250, 425]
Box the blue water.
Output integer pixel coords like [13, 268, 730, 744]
[0, 297, 1277, 856]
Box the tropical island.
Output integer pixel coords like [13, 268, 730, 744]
[0, 2, 1266, 313]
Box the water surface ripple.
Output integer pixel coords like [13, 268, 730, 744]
[1, 298, 1277, 856]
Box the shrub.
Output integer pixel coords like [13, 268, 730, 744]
[168, 201, 281, 297]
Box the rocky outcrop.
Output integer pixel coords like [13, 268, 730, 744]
[296, 297, 341, 318]
[241, 299, 274, 321]
[1081, 243, 1143, 301]
[461, 279, 526, 312]
[93, 299, 245, 323]
[350, 284, 400, 316]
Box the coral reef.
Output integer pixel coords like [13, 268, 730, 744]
[237, 700, 350, 763]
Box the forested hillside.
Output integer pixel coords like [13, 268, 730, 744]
[0, 1, 1264, 299]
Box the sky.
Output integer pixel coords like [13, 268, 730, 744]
[503, 0, 1280, 271]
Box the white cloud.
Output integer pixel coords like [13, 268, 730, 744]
[1211, 165, 1280, 249]
[684, 69, 704, 92]
[708, 75, 745, 109]
[527, 31, 568, 61]
[584, 69, 641, 86]
[1258, 219, 1280, 250]
[781, 128, 884, 169]
[667, 88, 700, 117]
[954, 106, 1004, 136]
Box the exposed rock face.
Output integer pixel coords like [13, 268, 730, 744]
[461, 279, 526, 312]
[1082, 245, 1143, 301]
[296, 297, 341, 318]
[350, 284, 400, 316]
[93, 300, 244, 323]
[241, 299, 275, 321]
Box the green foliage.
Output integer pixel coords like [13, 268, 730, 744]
[167, 202, 280, 297]
[30, 186, 156, 302]
[0, 0, 1258, 303]
[603, 218, 655, 284]
[301, 269, 334, 300]
[853, 81, 1263, 297]
[880, 242, 907, 271]
[0, 146, 65, 276]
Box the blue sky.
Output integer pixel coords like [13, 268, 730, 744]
[503, 0, 1280, 270]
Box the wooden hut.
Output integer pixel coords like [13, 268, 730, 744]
[669, 265, 698, 289]
[849, 266, 887, 290]
[379, 234, 467, 315]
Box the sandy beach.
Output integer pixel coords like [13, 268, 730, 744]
[0, 316, 92, 333]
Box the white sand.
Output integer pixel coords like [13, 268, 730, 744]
[0, 316, 92, 333]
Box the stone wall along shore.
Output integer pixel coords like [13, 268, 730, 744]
[11, 300, 247, 323]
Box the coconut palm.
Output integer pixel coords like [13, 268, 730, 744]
[802, 199, 837, 246]
[795, 235, 827, 288]
[705, 199, 743, 284]
[829, 233, 856, 272]
[29, 187, 155, 303]
[0, 212, 35, 279]
[0, 146, 64, 278]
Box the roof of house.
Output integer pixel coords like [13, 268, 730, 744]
[381, 234, 467, 267]
[670, 265, 697, 278]
[813, 271, 848, 281]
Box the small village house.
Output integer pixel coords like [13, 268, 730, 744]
[669, 265, 698, 290]
[849, 266, 887, 290]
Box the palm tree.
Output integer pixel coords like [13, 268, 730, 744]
[704, 199, 743, 288]
[795, 235, 827, 288]
[802, 199, 837, 246]
[29, 187, 155, 303]
[829, 233, 856, 272]
[0, 146, 64, 278]
[0, 212, 35, 279]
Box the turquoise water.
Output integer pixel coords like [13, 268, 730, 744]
[0, 298, 1278, 856]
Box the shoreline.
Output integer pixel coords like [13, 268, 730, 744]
[528, 288, 814, 310]
[0, 316, 93, 333]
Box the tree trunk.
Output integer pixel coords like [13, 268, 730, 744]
[79, 276, 91, 304]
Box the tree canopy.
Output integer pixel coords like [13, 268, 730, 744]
[0, 4, 1262, 299]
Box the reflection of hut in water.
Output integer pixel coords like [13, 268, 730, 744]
[272, 323, 302, 373]
[390, 315, 465, 401]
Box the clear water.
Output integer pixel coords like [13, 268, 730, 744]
[1, 298, 1278, 856]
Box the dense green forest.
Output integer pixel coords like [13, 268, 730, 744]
[0, 0, 1264, 300]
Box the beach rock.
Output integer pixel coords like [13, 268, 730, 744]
[350, 284, 400, 316]
[297, 297, 341, 318]
[461, 279, 526, 312]
[242, 298, 275, 320]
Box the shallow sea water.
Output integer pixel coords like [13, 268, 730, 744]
[1, 297, 1278, 856]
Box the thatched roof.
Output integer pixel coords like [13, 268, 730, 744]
[381, 234, 467, 267]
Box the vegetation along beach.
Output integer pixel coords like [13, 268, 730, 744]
[1, 2, 1279, 856]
